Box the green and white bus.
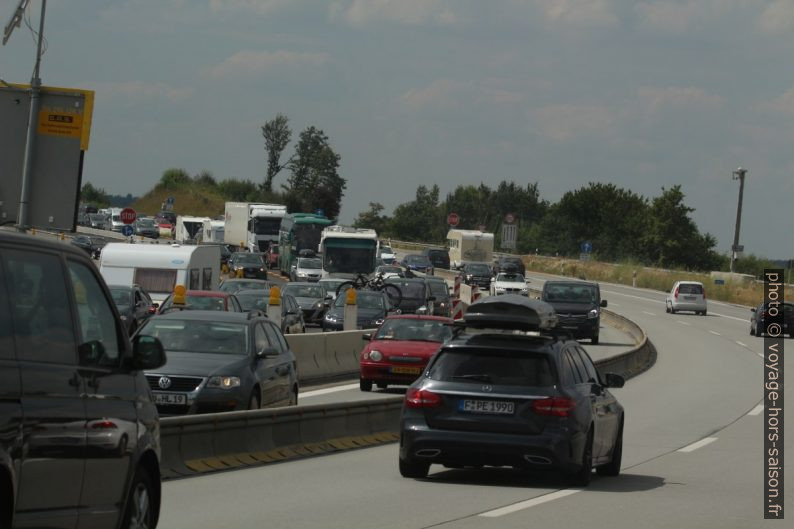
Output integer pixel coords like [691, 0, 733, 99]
[278, 213, 333, 276]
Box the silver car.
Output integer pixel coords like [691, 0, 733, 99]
[666, 281, 707, 315]
[290, 257, 323, 282]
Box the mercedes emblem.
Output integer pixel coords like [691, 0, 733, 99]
[482, 384, 493, 392]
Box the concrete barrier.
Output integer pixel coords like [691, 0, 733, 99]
[287, 330, 368, 384]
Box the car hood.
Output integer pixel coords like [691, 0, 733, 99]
[327, 306, 385, 321]
[293, 297, 323, 308]
[364, 339, 442, 358]
[152, 351, 249, 377]
[493, 281, 527, 290]
[545, 301, 597, 314]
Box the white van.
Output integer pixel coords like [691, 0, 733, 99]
[105, 207, 124, 233]
[99, 243, 221, 303]
[446, 229, 494, 269]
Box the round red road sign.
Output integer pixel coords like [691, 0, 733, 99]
[120, 208, 137, 225]
[505, 213, 515, 224]
[447, 212, 460, 227]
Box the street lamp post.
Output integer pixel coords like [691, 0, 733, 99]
[730, 167, 747, 274]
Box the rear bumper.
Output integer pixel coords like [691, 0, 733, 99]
[670, 300, 707, 312]
[360, 362, 426, 384]
[556, 318, 599, 338]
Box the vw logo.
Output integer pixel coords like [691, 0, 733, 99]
[482, 384, 493, 392]
[158, 376, 172, 389]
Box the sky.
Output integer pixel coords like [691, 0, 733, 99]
[1, 0, 793, 258]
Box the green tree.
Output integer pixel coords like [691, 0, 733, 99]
[261, 113, 293, 193]
[193, 170, 217, 189]
[391, 185, 443, 241]
[216, 178, 260, 201]
[159, 168, 191, 190]
[79, 182, 111, 208]
[353, 202, 392, 235]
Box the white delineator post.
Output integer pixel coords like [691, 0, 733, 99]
[343, 289, 358, 331]
[267, 286, 282, 329]
[453, 275, 461, 299]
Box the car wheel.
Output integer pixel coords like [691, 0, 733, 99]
[301, 325, 306, 334]
[591, 334, 599, 345]
[399, 457, 430, 479]
[248, 389, 261, 410]
[569, 429, 593, 487]
[665, 305, 671, 313]
[750, 324, 755, 336]
[121, 467, 154, 529]
[597, 421, 623, 477]
[360, 378, 373, 392]
[377, 382, 388, 390]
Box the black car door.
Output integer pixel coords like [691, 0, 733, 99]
[573, 345, 618, 460]
[252, 322, 281, 406]
[2, 249, 87, 529]
[564, 346, 606, 458]
[263, 322, 292, 405]
[0, 259, 22, 523]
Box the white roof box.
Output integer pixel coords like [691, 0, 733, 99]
[463, 295, 558, 331]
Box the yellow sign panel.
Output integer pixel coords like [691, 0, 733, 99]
[9, 83, 94, 150]
[38, 110, 83, 140]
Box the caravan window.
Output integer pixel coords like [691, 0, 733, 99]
[203, 268, 212, 290]
[189, 269, 200, 289]
[134, 269, 177, 294]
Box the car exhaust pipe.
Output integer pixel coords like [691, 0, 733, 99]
[415, 449, 441, 458]
[523, 455, 552, 465]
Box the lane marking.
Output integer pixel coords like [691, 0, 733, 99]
[708, 312, 748, 323]
[676, 320, 690, 326]
[757, 352, 765, 358]
[736, 341, 748, 348]
[748, 404, 764, 416]
[642, 311, 656, 316]
[601, 289, 666, 305]
[709, 330, 721, 336]
[479, 489, 581, 517]
[300, 383, 360, 398]
[678, 437, 718, 453]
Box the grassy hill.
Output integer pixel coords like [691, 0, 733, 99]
[131, 185, 226, 218]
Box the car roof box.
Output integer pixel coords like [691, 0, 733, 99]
[463, 295, 558, 331]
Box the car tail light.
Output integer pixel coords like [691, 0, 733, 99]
[91, 420, 117, 429]
[702, 289, 706, 300]
[405, 388, 442, 408]
[674, 287, 679, 299]
[531, 397, 575, 417]
[761, 310, 768, 319]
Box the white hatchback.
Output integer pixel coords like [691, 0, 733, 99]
[666, 281, 707, 315]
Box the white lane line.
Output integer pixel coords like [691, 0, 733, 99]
[709, 330, 721, 336]
[479, 489, 581, 517]
[709, 312, 748, 322]
[757, 352, 765, 358]
[748, 404, 764, 416]
[676, 320, 690, 326]
[300, 383, 360, 398]
[601, 289, 666, 305]
[736, 341, 748, 348]
[642, 311, 656, 316]
[678, 437, 718, 453]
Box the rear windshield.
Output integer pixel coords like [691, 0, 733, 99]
[387, 280, 426, 299]
[428, 350, 556, 387]
[235, 254, 264, 265]
[678, 283, 703, 294]
[298, 258, 322, 269]
[544, 283, 598, 303]
[466, 264, 491, 274]
[427, 281, 448, 297]
[283, 284, 324, 298]
[428, 250, 448, 258]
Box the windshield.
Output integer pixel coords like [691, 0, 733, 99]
[294, 224, 325, 252]
[89, 214, 104, 221]
[137, 219, 155, 227]
[380, 246, 393, 254]
[428, 350, 556, 387]
[298, 258, 322, 269]
[427, 281, 449, 297]
[252, 217, 281, 236]
[235, 293, 268, 312]
[324, 246, 377, 275]
[333, 292, 385, 309]
[387, 280, 426, 299]
[466, 264, 491, 275]
[544, 284, 598, 304]
[234, 254, 264, 265]
[219, 280, 268, 293]
[319, 280, 345, 292]
[162, 295, 226, 311]
[140, 320, 248, 355]
[405, 255, 429, 264]
[283, 284, 325, 298]
[109, 288, 131, 306]
[496, 273, 525, 283]
[374, 318, 452, 342]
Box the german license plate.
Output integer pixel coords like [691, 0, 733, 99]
[459, 399, 515, 415]
[685, 296, 696, 301]
[390, 366, 422, 375]
[153, 392, 187, 405]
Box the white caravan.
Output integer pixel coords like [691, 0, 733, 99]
[175, 216, 210, 243]
[318, 226, 379, 279]
[99, 243, 221, 303]
[202, 219, 225, 243]
[446, 229, 494, 269]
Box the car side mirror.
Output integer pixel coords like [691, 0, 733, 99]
[604, 373, 624, 388]
[362, 333, 372, 341]
[257, 347, 280, 358]
[600, 300, 608, 308]
[131, 335, 166, 370]
[751, 308, 756, 313]
[147, 306, 157, 314]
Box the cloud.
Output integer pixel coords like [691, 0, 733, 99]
[93, 81, 194, 103]
[329, 0, 462, 27]
[532, 0, 619, 28]
[400, 77, 536, 112]
[529, 104, 616, 142]
[209, 0, 291, 14]
[634, 1, 700, 33]
[205, 50, 331, 78]
[401, 79, 463, 110]
[758, 0, 794, 34]
[637, 86, 723, 114]
[754, 86, 794, 115]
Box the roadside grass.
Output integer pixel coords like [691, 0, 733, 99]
[132, 185, 225, 218]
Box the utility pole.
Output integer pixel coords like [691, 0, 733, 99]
[729, 167, 747, 274]
[3, 0, 47, 231]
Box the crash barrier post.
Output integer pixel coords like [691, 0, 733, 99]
[453, 275, 461, 299]
[471, 285, 481, 303]
[267, 286, 282, 328]
[451, 298, 467, 320]
[343, 288, 357, 331]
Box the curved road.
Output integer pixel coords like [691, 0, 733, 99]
[158, 272, 791, 528]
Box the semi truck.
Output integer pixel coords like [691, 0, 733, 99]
[223, 202, 287, 252]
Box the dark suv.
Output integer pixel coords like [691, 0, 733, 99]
[0, 231, 167, 529]
[494, 255, 525, 276]
[423, 247, 450, 270]
[398, 296, 625, 486]
[461, 262, 493, 290]
[541, 280, 606, 344]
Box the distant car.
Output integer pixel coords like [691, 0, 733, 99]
[422, 247, 450, 270]
[401, 254, 434, 275]
[157, 210, 177, 225]
[541, 281, 606, 344]
[750, 301, 794, 337]
[461, 262, 493, 290]
[374, 265, 405, 280]
[398, 295, 625, 485]
[318, 278, 347, 300]
[134, 217, 160, 239]
[425, 277, 452, 317]
[158, 290, 243, 313]
[88, 213, 107, 229]
[233, 290, 305, 334]
[290, 257, 323, 282]
[281, 282, 329, 325]
[140, 311, 299, 414]
[385, 278, 433, 314]
[70, 234, 105, 259]
[265, 244, 279, 269]
[154, 216, 175, 238]
[229, 252, 268, 280]
[105, 211, 125, 233]
[380, 245, 397, 264]
[359, 315, 453, 391]
[490, 272, 529, 296]
[665, 281, 707, 315]
[219, 278, 272, 294]
[494, 255, 525, 276]
[323, 290, 395, 331]
[108, 284, 157, 334]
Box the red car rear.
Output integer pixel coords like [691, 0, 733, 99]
[359, 315, 453, 391]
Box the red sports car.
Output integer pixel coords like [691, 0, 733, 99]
[359, 315, 453, 391]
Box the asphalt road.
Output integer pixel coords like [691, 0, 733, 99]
[159, 268, 791, 528]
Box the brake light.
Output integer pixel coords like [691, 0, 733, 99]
[405, 388, 442, 408]
[702, 289, 706, 300]
[674, 287, 679, 299]
[532, 397, 575, 417]
[90, 420, 117, 429]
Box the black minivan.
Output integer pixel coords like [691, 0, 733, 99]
[0, 231, 167, 529]
[423, 247, 450, 270]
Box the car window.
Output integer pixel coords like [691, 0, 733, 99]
[109, 288, 132, 306]
[678, 283, 703, 294]
[141, 319, 248, 355]
[254, 323, 270, 352]
[0, 259, 14, 359]
[67, 260, 124, 367]
[574, 346, 599, 383]
[263, 323, 285, 353]
[2, 249, 77, 364]
[202, 268, 213, 290]
[566, 347, 588, 384]
[560, 351, 577, 387]
[427, 350, 555, 387]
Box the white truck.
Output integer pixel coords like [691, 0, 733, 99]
[319, 226, 379, 279]
[175, 215, 210, 243]
[99, 243, 221, 304]
[223, 202, 287, 252]
[202, 219, 225, 243]
[446, 229, 495, 269]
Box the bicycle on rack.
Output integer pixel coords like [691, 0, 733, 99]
[335, 273, 403, 308]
